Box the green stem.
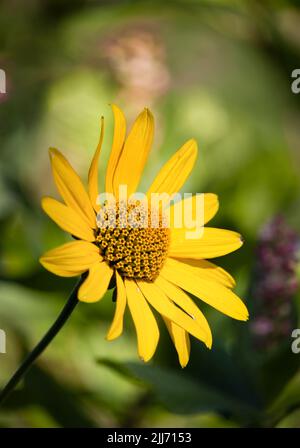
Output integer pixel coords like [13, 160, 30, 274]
[0, 278, 82, 406]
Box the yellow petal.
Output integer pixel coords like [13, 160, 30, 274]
[155, 276, 212, 348]
[202, 193, 219, 224]
[78, 261, 113, 303]
[125, 279, 159, 362]
[49, 148, 96, 228]
[170, 258, 236, 289]
[41, 197, 95, 242]
[161, 258, 249, 321]
[147, 139, 197, 197]
[163, 317, 190, 368]
[40, 241, 100, 277]
[105, 104, 126, 194]
[88, 116, 104, 211]
[137, 281, 209, 346]
[106, 271, 127, 340]
[169, 227, 243, 259]
[113, 108, 154, 196]
[169, 193, 219, 228]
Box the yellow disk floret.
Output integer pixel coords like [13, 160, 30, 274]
[96, 200, 170, 281]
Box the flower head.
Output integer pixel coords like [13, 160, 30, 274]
[40, 105, 248, 367]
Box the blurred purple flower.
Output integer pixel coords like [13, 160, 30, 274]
[251, 215, 300, 350]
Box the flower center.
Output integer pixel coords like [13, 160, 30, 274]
[96, 200, 170, 281]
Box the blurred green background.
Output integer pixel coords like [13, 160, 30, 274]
[1, 0, 300, 428]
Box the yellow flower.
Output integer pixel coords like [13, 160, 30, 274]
[40, 105, 248, 367]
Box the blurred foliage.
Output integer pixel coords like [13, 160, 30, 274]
[0, 0, 300, 428]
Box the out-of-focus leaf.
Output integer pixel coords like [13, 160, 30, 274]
[261, 343, 300, 405]
[268, 372, 300, 425]
[98, 358, 257, 418]
[0, 281, 142, 418]
[0, 173, 17, 219]
[2, 362, 97, 428]
[185, 341, 261, 411]
[276, 408, 300, 428]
